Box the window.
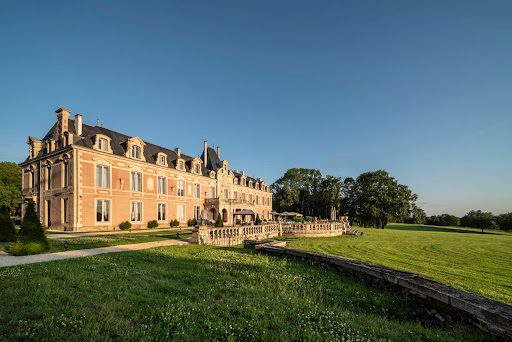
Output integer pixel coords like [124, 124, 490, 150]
[46, 165, 51, 190]
[131, 202, 142, 222]
[159, 155, 166, 165]
[96, 165, 109, 188]
[158, 176, 166, 194]
[158, 203, 167, 221]
[249, 194, 253, 202]
[131, 172, 142, 192]
[64, 162, 69, 187]
[233, 190, 238, 200]
[132, 145, 141, 159]
[223, 189, 228, 199]
[209, 186, 215, 198]
[177, 204, 185, 222]
[96, 200, 110, 223]
[177, 180, 185, 197]
[256, 195, 259, 204]
[194, 164, 200, 174]
[194, 184, 200, 198]
[30, 171, 35, 191]
[194, 205, 200, 220]
[242, 193, 246, 201]
[178, 161, 184, 170]
[98, 138, 107, 151]
[62, 198, 68, 223]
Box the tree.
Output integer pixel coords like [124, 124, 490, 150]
[495, 213, 512, 231]
[0, 162, 22, 215]
[215, 214, 223, 227]
[10, 199, 49, 255]
[461, 210, 497, 232]
[341, 170, 418, 228]
[426, 214, 460, 227]
[255, 214, 262, 225]
[0, 205, 16, 242]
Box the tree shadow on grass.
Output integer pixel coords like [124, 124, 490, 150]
[384, 224, 502, 235]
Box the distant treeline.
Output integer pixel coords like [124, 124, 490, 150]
[427, 210, 512, 231]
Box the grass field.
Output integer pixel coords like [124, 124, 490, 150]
[0, 231, 192, 253]
[285, 223, 512, 305]
[0, 245, 497, 341]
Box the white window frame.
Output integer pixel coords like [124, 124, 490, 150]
[194, 164, 200, 174]
[96, 165, 110, 188]
[159, 155, 166, 165]
[131, 201, 142, 222]
[131, 171, 142, 192]
[96, 199, 111, 223]
[157, 176, 166, 195]
[177, 204, 185, 222]
[157, 203, 167, 222]
[209, 186, 216, 199]
[233, 190, 238, 200]
[132, 145, 141, 159]
[178, 161, 184, 170]
[194, 205, 200, 220]
[223, 189, 228, 199]
[194, 183, 201, 199]
[98, 138, 107, 151]
[177, 180, 185, 197]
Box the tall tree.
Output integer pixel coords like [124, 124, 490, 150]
[341, 170, 418, 228]
[0, 162, 22, 215]
[0, 205, 17, 242]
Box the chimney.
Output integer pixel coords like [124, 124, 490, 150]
[55, 107, 71, 139]
[64, 132, 73, 146]
[74, 114, 83, 136]
[216, 146, 220, 159]
[175, 148, 181, 157]
[203, 140, 208, 167]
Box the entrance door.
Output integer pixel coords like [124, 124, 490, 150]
[222, 209, 228, 222]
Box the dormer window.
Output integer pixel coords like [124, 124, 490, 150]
[194, 164, 200, 174]
[178, 161, 184, 170]
[98, 138, 107, 151]
[159, 155, 165, 165]
[132, 146, 141, 159]
[234, 178, 238, 185]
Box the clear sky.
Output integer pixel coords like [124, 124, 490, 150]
[1, 0, 511, 216]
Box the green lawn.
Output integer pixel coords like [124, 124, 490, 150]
[0, 245, 496, 341]
[0, 231, 192, 253]
[285, 223, 512, 305]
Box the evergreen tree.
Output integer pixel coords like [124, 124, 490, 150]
[0, 205, 16, 242]
[255, 214, 262, 225]
[16, 199, 49, 250]
[215, 213, 224, 227]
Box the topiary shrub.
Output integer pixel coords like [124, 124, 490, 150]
[305, 216, 313, 222]
[293, 217, 304, 223]
[171, 219, 180, 227]
[0, 205, 17, 242]
[120, 221, 132, 230]
[188, 218, 197, 227]
[255, 214, 262, 225]
[10, 199, 49, 255]
[215, 214, 223, 227]
[148, 220, 158, 228]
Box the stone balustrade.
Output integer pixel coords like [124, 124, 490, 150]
[190, 217, 358, 246]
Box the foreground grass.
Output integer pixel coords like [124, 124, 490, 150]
[0, 231, 192, 253]
[0, 245, 496, 341]
[285, 223, 512, 305]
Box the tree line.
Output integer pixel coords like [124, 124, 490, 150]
[271, 168, 423, 228]
[427, 210, 512, 232]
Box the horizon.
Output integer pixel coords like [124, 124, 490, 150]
[1, 0, 511, 217]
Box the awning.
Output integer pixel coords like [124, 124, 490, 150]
[234, 209, 262, 216]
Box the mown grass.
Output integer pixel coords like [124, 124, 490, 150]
[285, 223, 512, 305]
[0, 245, 497, 341]
[0, 231, 192, 253]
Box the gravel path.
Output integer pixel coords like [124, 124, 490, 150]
[0, 239, 189, 268]
[46, 227, 191, 239]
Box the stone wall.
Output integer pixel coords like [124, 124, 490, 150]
[254, 241, 512, 340]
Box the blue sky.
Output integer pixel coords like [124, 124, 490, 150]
[1, 0, 511, 216]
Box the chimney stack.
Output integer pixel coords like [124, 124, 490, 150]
[216, 146, 220, 159]
[55, 107, 71, 139]
[175, 148, 181, 157]
[74, 114, 82, 136]
[203, 140, 208, 167]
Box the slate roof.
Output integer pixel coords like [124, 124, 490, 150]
[27, 118, 267, 190]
